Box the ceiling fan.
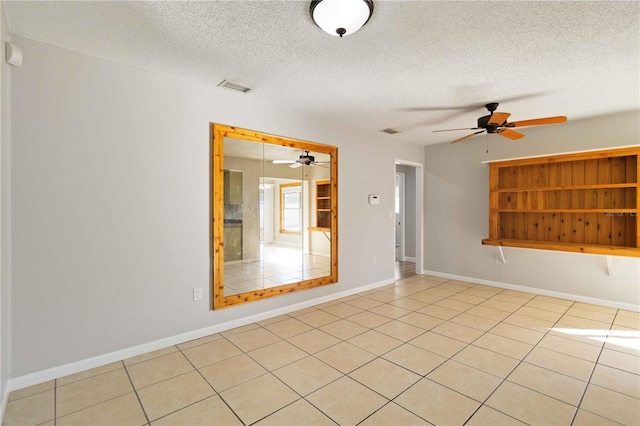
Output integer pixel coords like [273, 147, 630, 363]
[435, 103, 567, 144]
[272, 151, 329, 168]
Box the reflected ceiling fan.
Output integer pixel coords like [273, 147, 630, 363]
[272, 151, 329, 168]
[435, 103, 567, 144]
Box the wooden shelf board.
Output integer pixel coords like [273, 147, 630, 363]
[493, 209, 638, 214]
[482, 238, 640, 258]
[496, 183, 637, 192]
[482, 146, 640, 165]
[309, 227, 330, 232]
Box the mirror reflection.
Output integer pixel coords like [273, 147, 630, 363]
[212, 124, 337, 309]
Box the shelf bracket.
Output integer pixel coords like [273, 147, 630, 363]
[496, 246, 506, 265]
[606, 256, 615, 277]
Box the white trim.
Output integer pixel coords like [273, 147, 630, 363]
[395, 171, 406, 261]
[480, 144, 640, 164]
[5, 277, 396, 393]
[422, 269, 640, 312]
[394, 159, 424, 278]
[1, 387, 8, 426]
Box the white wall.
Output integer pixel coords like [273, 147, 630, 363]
[424, 111, 640, 308]
[8, 36, 424, 377]
[1, 3, 13, 411]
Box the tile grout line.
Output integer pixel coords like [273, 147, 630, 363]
[245, 315, 345, 426]
[413, 283, 542, 424]
[122, 359, 151, 426]
[224, 318, 358, 425]
[52, 363, 138, 422]
[298, 300, 432, 426]
[354, 280, 536, 423]
[53, 379, 57, 426]
[326, 279, 491, 424]
[406, 283, 609, 424]
[568, 308, 619, 426]
[252, 285, 426, 426]
[177, 338, 248, 425]
[456, 298, 579, 425]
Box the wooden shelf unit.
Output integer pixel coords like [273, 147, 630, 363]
[482, 147, 640, 257]
[314, 179, 331, 231]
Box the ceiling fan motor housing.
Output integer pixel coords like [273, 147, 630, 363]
[478, 115, 501, 133]
[299, 152, 315, 164]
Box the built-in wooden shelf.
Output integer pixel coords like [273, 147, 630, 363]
[315, 179, 332, 230]
[483, 147, 639, 257]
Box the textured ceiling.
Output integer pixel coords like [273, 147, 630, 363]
[4, 1, 639, 146]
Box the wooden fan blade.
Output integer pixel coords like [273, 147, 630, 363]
[450, 130, 485, 144]
[497, 128, 525, 140]
[433, 127, 480, 133]
[506, 116, 567, 128]
[488, 112, 511, 125]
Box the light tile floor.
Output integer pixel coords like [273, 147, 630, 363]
[4, 274, 640, 425]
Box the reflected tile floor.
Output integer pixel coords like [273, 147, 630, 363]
[5, 275, 640, 425]
[225, 244, 331, 295]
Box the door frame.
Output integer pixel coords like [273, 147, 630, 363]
[393, 159, 424, 274]
[395, 171, 406, 261]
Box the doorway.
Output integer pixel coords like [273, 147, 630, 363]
[394, 161, 423, 279]
[395, 172, 405, 262]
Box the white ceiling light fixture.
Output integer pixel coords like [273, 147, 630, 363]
[310, 0, 374, 38]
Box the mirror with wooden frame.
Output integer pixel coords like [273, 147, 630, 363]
[211, 124, 338, 309]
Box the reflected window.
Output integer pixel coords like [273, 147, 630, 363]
[280, 183, 302, 234]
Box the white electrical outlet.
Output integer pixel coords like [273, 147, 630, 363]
[372, 256, 377, 264]
[193, 288, 203, 301]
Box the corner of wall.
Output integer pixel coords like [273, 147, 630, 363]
[0, 1, 13, 421]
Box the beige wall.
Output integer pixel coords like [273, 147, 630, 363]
[424, 110, 640, 307]
[8, 36, 424, 377]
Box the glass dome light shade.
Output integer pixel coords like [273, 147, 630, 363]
[310, 0, 374, 37]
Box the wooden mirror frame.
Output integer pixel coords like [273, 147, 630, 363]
[211, 124, 338, 309]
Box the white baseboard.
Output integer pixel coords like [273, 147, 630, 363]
[6, 277, 396, 394]
[401, 256, 416, 262]
[422, 269, 640, 312]
[1, 381, 9, 425]
[309, 252, 330, 258]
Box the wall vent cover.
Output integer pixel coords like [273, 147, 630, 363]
[381, 128, 400, 134]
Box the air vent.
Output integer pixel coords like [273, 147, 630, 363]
[217, 79, 252, 93]
[381, 128, 400, 135]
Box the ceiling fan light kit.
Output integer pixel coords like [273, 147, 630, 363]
[273, 151, 329, 168]
[310, 0, 374, 37]
[435, 102, 567, 144]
